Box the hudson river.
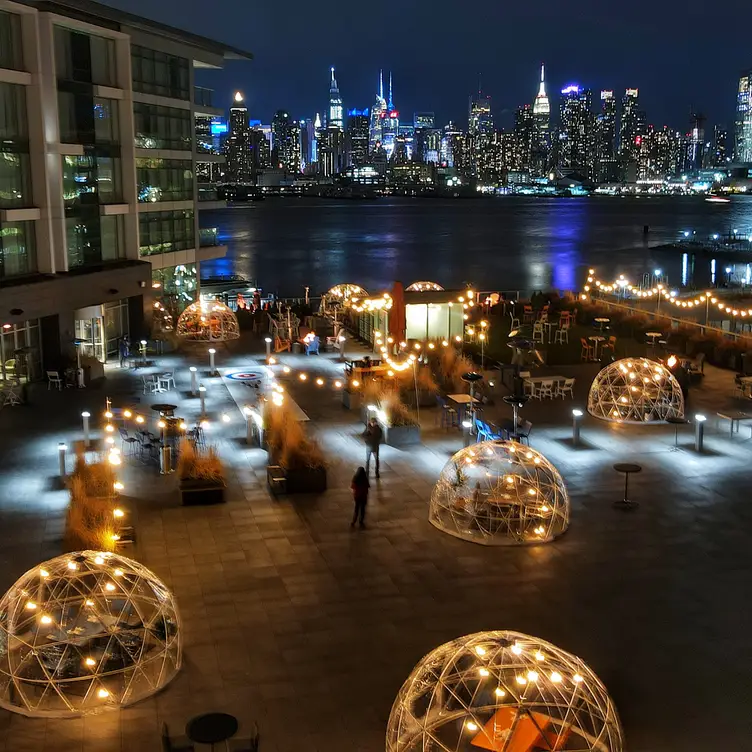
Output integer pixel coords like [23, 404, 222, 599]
[201, 196, 752, 296]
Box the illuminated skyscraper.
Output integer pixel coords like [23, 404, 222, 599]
[381, 72, 399, 159]
[513, 105, 535, 170]
[531, 63, 550, 173]
[414, 112, 435, 129]
[329, 67, 343, 131]
[595, 90, 618, 182]
[558, 85, 594, 177]
[467, 90, 493, 178]
[735, 72, 752, 162]
[225, 91, 252, 183]
[271, 110, 300, 174]
[619, 88, 645, 166]
[347, 109, 370, 166]
[369, 70, 387, 153]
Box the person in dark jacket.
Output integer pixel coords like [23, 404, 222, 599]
[351, 467, 370, 528]
[363, 417, 383, 477]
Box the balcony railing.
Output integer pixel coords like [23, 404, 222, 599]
[194, 86, 214, 109]
[199, 227, 220, 247]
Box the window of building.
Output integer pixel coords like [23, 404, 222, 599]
[59, 92, 119, 145]
[136, 158, 193, 203]
[0, 319, 41, 383]
[54, 26, 117, 87]
[0, 11, 23, 71]
[0, 151, 31, 208]
[66, 213, 124, 269]
[133, 102, 191, 150]
[0, 83, 27, 140]
[62, 155, 122, 206]
[0, 221, 36, 278]
[131, 45, 189, 100]
[138, 210, 195, 256]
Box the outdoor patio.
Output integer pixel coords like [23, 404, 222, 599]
[0, 338, 750, 752]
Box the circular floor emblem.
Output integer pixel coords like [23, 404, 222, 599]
[226, 371, 264, 382]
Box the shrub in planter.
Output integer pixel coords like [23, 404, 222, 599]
[64, 461, 120, 552]
[177, 440, 226, 505]
[265, 401, 327, 493]
[366, 386, 421, 447]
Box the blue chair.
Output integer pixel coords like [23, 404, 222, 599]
[305, 336, 320, 355]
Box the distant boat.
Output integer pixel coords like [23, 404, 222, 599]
[706, 195, 730, 203]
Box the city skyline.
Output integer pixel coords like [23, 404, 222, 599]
[104, 0, 751, 129]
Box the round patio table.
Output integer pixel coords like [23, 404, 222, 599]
[151, 403, 178, 416]
[186, 713, 238, 750]
[666, 416, 687, 451]
[613, 463, 642, 509]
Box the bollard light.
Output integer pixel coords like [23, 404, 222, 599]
[58, 442, 67, 478]
[572, 409, 583, 447]
[208, 347, 216, 375]
[694, 414, 706, 452]
[264, 336, 272, 359]
[199, 384, 206, 415]
[462, 419, 473, 448]
[189, 366, 198, 396]
[81, 411, 91, 448]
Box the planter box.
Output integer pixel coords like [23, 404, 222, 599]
[384, 424, 421, 447]
[342, 389, 362, 410]
[179, 480, 226, 506]
[268, 465, 327, 494]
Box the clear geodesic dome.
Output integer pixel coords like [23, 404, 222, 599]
[176, 299, 239, 342]
[430, 441, 569, 546]
[587, 357, 684, 423]
[0, 552, 181, 717]
[387, 630, 624, 752]
[405, 281, 444, 292]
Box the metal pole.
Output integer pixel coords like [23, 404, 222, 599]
[694, 415, 706, 452]
[190, 366, 198, 396]
[462, 419, 472, 447]
[160, 445, 172, 474]
[199, 385, 206, 415]
[58, 443, 67, 478]
[209, 348, 216, 375]
[81, 411, 91, 448]
[265, 337, 272, 359]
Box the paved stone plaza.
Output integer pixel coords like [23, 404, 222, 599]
[0, 341, 751, 751]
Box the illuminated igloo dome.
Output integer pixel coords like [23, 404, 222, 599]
[587, 357, 684, 423]
[387, 630, 624, 752]
[405, 281, 444, 292]
[0, 552, 181, 717]
[176, 299, 239, 342]
[429, 441, 569, 546]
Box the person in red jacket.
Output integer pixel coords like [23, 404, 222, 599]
[350, 466, 370, 528]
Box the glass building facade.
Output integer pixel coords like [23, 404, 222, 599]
[138, 210, 195, 256]
[131, 45, 189, 100]
[136, 158, 193, 203]
[735, 73, 752, 163]
[133, 102, 192, 150]
[0, 83, 30, 211]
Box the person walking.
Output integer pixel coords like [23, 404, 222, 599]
[351, 466, 370, 528]
[118, 335, 130, 368]
[363, 417, 383, 478]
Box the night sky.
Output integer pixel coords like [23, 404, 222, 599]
[108, 0, 750, 131]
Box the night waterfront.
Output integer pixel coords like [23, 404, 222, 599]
[202, 196, 752, 295]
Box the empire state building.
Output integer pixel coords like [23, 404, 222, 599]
[532, 63, 550, 173]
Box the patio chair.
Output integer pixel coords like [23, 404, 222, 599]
[580, 338, 594, 361]
[558, 377, 575, 399]
[532, 322, 544, 344]
[435, 395, 458, 429]
[161, 723, 195, 752]
[119, 428, 139, 456]
[305, 336, 320, 355]
[523, 305, 534, 324]
[539, 379, 555, 399]
[46, 371, 63, 390]
[601, 335, 617, 355]
[554, 325, 569, 344]
[160, 371, 176, 390]
[509, 311, 520, 331]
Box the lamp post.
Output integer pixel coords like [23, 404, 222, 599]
[208, 348, 217, 375]
[58, 442, 67, 479]
[199, 384, 206, 416]
[572, 409, 583, 446]
[694, 414, 706, 452]
[189, 366, 198, 396]
[264, 336, 272, 360]
[81, 411, 91, 448]
[139, 339, 147, 364]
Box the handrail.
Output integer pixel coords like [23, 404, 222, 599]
[590, 296, 752, 343]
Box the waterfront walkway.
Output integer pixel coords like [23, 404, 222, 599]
[0, 341, 750, 752]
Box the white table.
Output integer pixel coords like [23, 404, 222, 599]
[446, 394, 480, 405]
[588, 335, 606, 359]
